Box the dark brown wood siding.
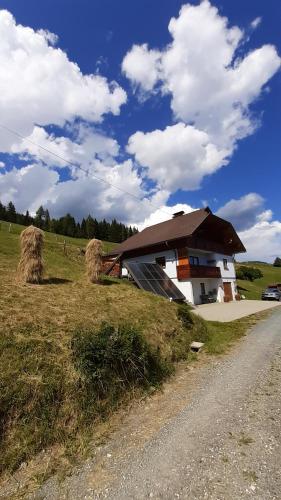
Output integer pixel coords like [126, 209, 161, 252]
[177, 264, 221, 280]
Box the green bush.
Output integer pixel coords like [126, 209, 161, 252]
[236, 266, 263, 282]
[72, 323, 171, 402]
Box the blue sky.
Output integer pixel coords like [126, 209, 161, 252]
[0, 0, 280, 261]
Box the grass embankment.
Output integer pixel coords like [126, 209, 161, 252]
[206, 312, 269, 354]
[0, 221, 268, 481]
[0, 221, 208, 477]
[236, 261, 281, 300]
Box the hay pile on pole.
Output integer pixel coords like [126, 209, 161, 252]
[85, 238, 103, 283]
[18, 225, 44, 284]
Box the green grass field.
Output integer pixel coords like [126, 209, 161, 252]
[0, 221, 271, 484]
[236, 261, 281, 300]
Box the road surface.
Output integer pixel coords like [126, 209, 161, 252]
[193, 300, 281, 322]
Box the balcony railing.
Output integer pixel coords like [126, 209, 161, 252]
[177, 264, 221, 280]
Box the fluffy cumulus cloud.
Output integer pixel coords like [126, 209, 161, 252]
[216, 193, 266, 231]
[127, 123, 229, 191]
[0, 164, 59, 214]
[136, 203, 196, 230]
[239, 219, 281, 263]
[216, 193, 281, 262]
[0, 157, 169, 224]
[0, 9, 158, 224]
[122, 44, 161, 93]
[0, 9, 126, 152]
[124, 1, 280, 190]
[11, 125, 120, 171]
[0, 9, 171, 225]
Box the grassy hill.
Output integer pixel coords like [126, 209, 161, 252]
[0, 220, 210, 478]
[236, 261, 281, 299]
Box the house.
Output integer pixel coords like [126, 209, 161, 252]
[103, 207, 246, 305]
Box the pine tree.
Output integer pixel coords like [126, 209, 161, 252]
[273, 257, 281, 267]
[34, 206, 45, 228]
[86, 215, 96, 239]
[24, 210, 32, 226]
[0, 201, 6, 221]
[7, 201, 17, 223]
[81, 218, 87, 238]
[44, 209, 51, 231]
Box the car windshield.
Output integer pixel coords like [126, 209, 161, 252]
[265, 288, 278, 293]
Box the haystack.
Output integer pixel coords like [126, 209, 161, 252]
[18, 225, 44, 284]
[85, 238, 103, 283]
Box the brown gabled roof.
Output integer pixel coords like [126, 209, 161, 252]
[108, 207, 246, 257]
[108, 208, 218, 256]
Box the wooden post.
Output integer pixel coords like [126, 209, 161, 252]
[63, 240, 67, 256]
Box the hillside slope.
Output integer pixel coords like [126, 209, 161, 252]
[236, 261, 281, 299]
[0, 221, 209, 477]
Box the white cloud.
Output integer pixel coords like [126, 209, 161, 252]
[136, 203, 196, 230]
[0, 161, 5, 168]
[0, 9, 127, 152]
[11, 125, 120, 172]
[122, 44, 161, 93]
[216, 193, 265, 231]
[127, 123, 229, 191]
[238, 219, 281, 263]
[0, 157, 169, 224]
[256, 209, 273, 222]
[216, 193, 281, 262]
[251, 17, 262, 30]
[37, 29, 58, 46]
[124, 1, 280, 190]
[123, 1, 280, 147]
[0, 164, 59, 214]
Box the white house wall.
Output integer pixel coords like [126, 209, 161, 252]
[123, 248, 237, 305]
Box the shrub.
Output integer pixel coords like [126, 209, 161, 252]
[236, 266, 263, 282]
[72, 323, 171, 403]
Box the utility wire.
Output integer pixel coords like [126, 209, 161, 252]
[0, 123, 173, 217]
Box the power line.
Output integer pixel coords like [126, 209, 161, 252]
[0, 123, 173, 217]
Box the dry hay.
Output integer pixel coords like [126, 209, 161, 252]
[18, 225, 44, 284]
[85, 238, 103, 283]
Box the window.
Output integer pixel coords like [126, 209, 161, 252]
[190, 255, 199, 266]
[155, 256, 166, 268]
[200, 283, 206, 295]
[223, 258, 229, 270]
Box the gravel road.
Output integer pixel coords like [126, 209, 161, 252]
[30, 307, 281, 500]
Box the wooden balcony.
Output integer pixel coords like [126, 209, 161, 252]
[177, 264, 221, 280]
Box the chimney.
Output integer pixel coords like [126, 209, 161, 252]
[173, 210, 185, 219]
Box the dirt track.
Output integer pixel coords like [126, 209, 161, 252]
[31, 307, 281, 500]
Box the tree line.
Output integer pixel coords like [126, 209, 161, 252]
[0, 201, 138, 243]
